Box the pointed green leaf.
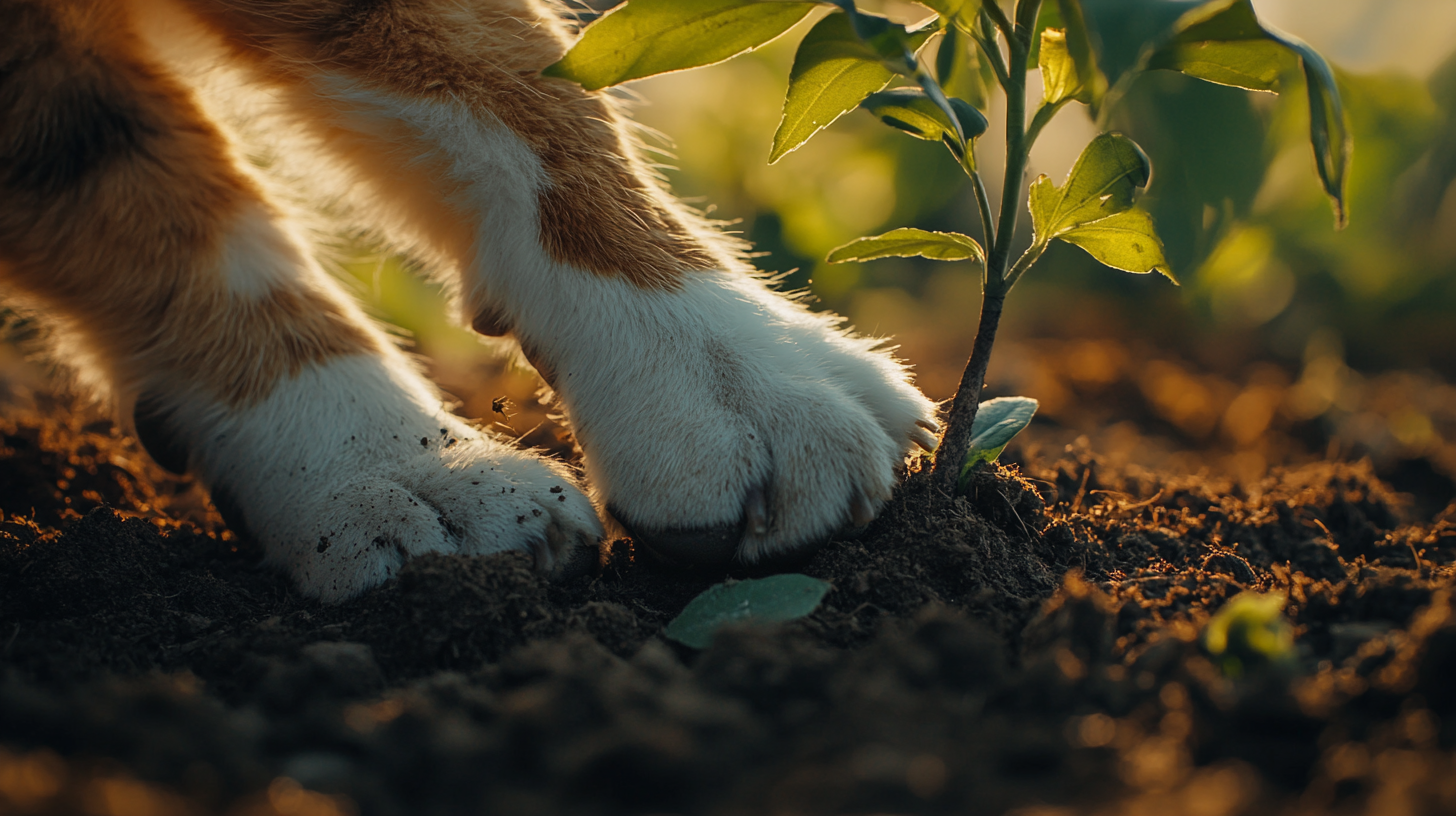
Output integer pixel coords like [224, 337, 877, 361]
[1028, 132, 1151, 242]
[1057, 208, 1177, 282]
[959, 397, 1038, 484]
[773, 12, 937, 162]
[1272, 32, 1351, 228]
[1143, 0, 1293, 92]
[862, 88, 988, 159]
[665, 574, 832, 649]
[827, 227, 985, 264]
[818, 0, 935, 73]
[1134, 0, 1349, 225]
[543, 0, 817, 90]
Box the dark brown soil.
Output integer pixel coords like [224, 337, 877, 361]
[3, 385, 1456, 816]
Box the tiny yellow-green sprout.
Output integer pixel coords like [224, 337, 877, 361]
[1202, 591, 1295, 678]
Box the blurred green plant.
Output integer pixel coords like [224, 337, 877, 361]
[1203, 591, 1296, 677]
[546, 0, 1348, 495]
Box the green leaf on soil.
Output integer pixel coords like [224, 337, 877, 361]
[1138, 0, 1349, 225]
[665, 574, 833, 649]
[861, 87, 988, 161]
[543, 0, 817, 90]
[1203, 591, 1296, 678]
[827, 227, 984, 264]
[1057, 208, 1177, 283]
[773, 12, 910, 162]
[1028, 132, 1151, 242]
[959, 396, 1039, 484]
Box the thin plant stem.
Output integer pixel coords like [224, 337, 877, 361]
[1025, 98, 1069, 151]
[1003, 240, 1047, 292]
[981, 0, 1016, 44]
[970, 169, 996, 269]
[930, 0, 1042, 494]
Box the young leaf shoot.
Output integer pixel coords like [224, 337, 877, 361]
[665, 574, 833, 649]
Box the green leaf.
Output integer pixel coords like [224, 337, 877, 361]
[1054, 0, 1107, 106]
[935, 26, 988, 110]
[1135, 0, 1349, 224]
[1273, 32, 1351, 228]
[827, 227, 985, 263]
[819, 0, 934, 73]
[1143, 0, 1293, 91]
[664, 574, 832, 649]
[959, 397, 1038, 483]
[543, 0, 817, 91]
[861, 87, 988, 160]
[773, 12, 934, 162]
[917, 0, 978, 19]
[1028, 132, 1151, 242]
[1026, 2, 1064, 68]
[1039, 28, 1083, 105]
[1057, 208, 1177, 282]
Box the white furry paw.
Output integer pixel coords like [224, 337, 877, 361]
[515, 271, 938, 567]
[135, 355, 602, 601]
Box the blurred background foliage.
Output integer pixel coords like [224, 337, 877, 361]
[339, 0, 1456, 497]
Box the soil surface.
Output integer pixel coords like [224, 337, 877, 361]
[3, 376, 1456, 816]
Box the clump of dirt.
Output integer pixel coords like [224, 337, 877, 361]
[3, 389, 1456, 816]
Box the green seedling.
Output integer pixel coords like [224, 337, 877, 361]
[665, 574, 833, 648]
[546, 0, 1348, 495]
[961, 396, 1038, 487]
[1203, 591, 1296, 678]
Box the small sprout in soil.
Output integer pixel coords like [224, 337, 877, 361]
[961, 396, 1038, 490]
[1202, 591, 1296, 678]
[665, 574, 832, 649]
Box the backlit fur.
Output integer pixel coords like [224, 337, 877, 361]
[0, 0, 938, 599]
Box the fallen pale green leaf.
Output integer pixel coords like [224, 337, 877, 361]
[827, 228, 984, 264]
[543, 0, 816, 90]
[665, 574, 833, 649]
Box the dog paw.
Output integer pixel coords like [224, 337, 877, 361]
[137, 355, 602, 601]
[517, 271, 937, 567]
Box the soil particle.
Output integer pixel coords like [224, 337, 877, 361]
[2, 394, 1456, 814]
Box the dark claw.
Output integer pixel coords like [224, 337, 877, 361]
[616, 517, 742, 569]
[744, 482, 770, 536]
[850, 490, 876, 527]
[544, 532, 601, 581]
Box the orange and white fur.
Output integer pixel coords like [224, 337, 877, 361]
[0, 0, 939, 600]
